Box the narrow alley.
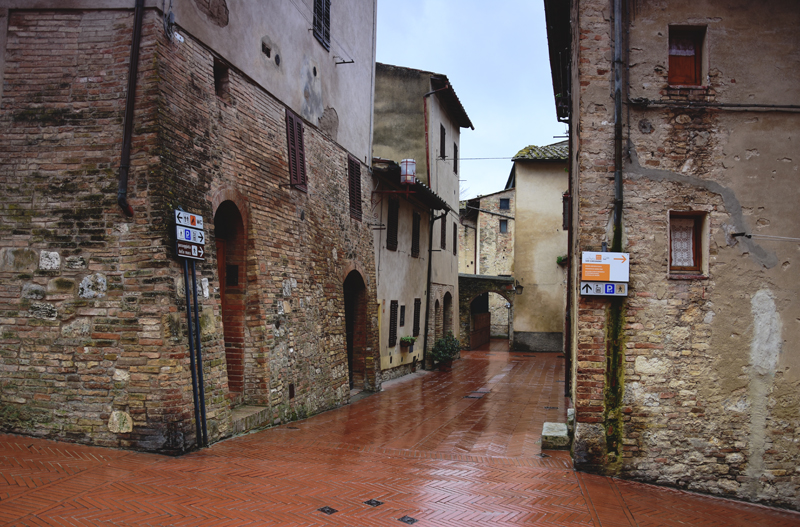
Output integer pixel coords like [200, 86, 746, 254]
[1, 343, 798, 526]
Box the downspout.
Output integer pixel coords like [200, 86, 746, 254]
[422, 210, 447, 368]
[117, 0, 144, 217]
[612, 0, 623, 249]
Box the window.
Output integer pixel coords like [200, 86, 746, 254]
[313, 0, 331, 51]
[453, 223, 457, 255]
[453, 143, 458, 174]
[348, 155, 362, 221]
[411, 212, 421, 258]
[413, 298, 421, 337]
[387, 198, 399, 251]
[285, 109, 307, 190]
[669, 212, 706, 275]
[669, 26, 705, 86]
[499, 219, 508, 234]
[441, 217, 447, 250]
[213, 58, 230, 102]
[499, 198, 510, 210]
[389, 300, 398, 347]
[399, 305, 406, 327]
[440, 124, 446, 158]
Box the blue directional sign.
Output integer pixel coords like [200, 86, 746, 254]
[176, 225, 205, 245]
[580, 282, 628, 297]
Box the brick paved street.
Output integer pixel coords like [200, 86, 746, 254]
[1, 342, 798, 525]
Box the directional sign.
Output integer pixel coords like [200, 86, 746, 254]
[176, 225, 205, 245]
[581, 252, 629, 282]
[175, 210, 204, 229]
[580, 281, 628, 297]
[177, 241, 205, 260]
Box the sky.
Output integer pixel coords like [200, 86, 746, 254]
[375, 0, 567, 200]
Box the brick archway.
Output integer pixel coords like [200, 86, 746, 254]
[457, 274, 516, 350]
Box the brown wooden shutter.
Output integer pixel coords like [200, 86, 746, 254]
[348, 155, 362, 221]
[453, 142, 458, 174]
[387, 198, 399, 251]
[286, 109, 307, 190]
[411, 212, 420, 258]
[440, 124, 446, 158]
[389, 300, 398, 347]
[453, 222, 457, 255]
[313, 0, 331, 51]
[413, 298, 421, 337]
[440, 217, 446, 250]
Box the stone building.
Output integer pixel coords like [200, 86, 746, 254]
[545, 0, 800, 509]
[0, 0, 379, 453]
[372, 63, 472, 370]
[507, 142, 569, 352]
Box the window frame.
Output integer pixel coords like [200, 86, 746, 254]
[389, 300, 398, 347]
[668, 211, 707, 277]
[499, 219, 508, 234]
[453, 142, 458, 174]
[411, 211, 421, 258]
[413, 298, 421, 337]
[348, 155, 362, 221]
[440, 217, 447, 251]
[399, 305, 406, 327]
[499, 198, 510, 210]
[313, 0, 331, 51]
[285, 109, 307, 191]
[453, 223, 457, 255]
[668, 26, 706, 87]
[387, 198, 399, 251]
[440, 124, 446, 159]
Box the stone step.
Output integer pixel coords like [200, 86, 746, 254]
[230, 405, 271, 436]
[542, 422, 570, 450]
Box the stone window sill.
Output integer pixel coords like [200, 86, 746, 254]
[668, 273, 708, 280]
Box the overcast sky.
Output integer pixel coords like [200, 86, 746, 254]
[375, 0, 566, 200]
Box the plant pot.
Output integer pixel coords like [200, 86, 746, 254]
[438, 359, 453, 372]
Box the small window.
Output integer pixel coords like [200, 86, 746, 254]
[453, 223, 457, 255]
[399, 305, 406, 327]
[453, 142, 458, 174]
[440, 217, 447, 250]
[389, 300, 398, 347]
[313, 0, 331, 51]
[387, 198, 399, 251]
[411, 212, 421, 258]
[669, 212, 705, 275]
[669, 26, 705, 86]
[213, 58, 230, 102]
[348, 155, 362, 221]
[440, 124, 446, 159]
[413, 298, 421, 337]
[499, 219, 508, 234]
[285, 109, 307, 190]
[499, 198, 510, 210]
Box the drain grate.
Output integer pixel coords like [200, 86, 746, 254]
[317, 506, 337, 515]
[539, 452, 550, 458]
[465, 394, 485, 399]
[398, 516, 418, 524]
[364, 499, 383, 507]
[544, 406, 558, 409]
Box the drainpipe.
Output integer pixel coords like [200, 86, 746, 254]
[117, 0, 144, 218]
[612, 0, 623, 249]
[422, 210, 447, 368]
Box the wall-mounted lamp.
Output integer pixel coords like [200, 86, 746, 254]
[514, 281, 524, 295]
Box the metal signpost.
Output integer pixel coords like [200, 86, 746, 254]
[580, 251, 630, 297]
[175, 210, 208, 447]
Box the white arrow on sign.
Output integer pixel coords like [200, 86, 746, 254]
[174, 210, 204, 229]
[176, 225, 205, 245]
[176, 241, 205, 260]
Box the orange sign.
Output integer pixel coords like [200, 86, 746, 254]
[581, 252, 630, 282]
[582, 263, 610, 281]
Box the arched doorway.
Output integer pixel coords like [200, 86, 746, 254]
[443, 292, 453, 335]
[343, 271, 367, 390]
[469, 292, 511, 349]
[214, 201, 246, 402]
[434, 299, 442, 340]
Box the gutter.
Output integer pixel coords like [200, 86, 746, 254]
[117, 0, 144, 217]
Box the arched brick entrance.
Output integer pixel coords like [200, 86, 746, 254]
[343, 270, 368, 390]
[457, 274, 516, 350]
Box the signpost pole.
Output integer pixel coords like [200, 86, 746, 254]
[190, 260, 208, 446]
[183, 259, 203, 447]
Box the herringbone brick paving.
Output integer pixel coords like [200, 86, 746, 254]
[1, 341, 798, 525]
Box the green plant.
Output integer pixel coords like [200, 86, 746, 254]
[400, 336, 416, 346]
[430, 332, 460, 362]
[556, 255, 569, 266]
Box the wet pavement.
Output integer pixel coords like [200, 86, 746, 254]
[1, 340, 798, 525]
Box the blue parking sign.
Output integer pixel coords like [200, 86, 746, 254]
[605, 284, 615, 295]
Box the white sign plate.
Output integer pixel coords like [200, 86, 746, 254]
[176, 241, 205, 260]
[176, 225, 206, 245]
[580, 282, 628, 297]
[175, 210, 204, 229]
[581, 252, 630, 282]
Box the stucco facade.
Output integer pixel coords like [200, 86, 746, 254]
[372, 64, 472, 369]
[546, 0, 800, 509]
[0, 0, 379, 453]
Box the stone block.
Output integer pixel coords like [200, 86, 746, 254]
[542, 422, 570, 449]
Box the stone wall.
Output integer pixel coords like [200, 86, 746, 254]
[0, 9, 378, 453]
[570, 0, 800, 509]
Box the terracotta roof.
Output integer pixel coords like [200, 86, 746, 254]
[512, 140, 568, 161]
[371, 158, 451, 212]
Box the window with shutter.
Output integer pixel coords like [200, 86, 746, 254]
[389, 300, 398, 347]
[500, 219, 508, 234]
[399, 305, 405, 327]
[440, 217, 446, 250]
[413, 298, 421, 337]
[499, 198, 510, 210]
[669, 27, 705, 86]
[387, 198, 399, 251]
[348, 155, 362, 221]
[453, 223, 457, 255]
[440, 124, 446, 159]
[411, 212, 420, 258]
[313, 0, 331, 51]
[453, 142, 458, 174]
[285, 109, 307, 190]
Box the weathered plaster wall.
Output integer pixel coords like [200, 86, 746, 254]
[458, 210, 477, 274]
[513, 161, 567, 351]
[570, 0, 800, 509]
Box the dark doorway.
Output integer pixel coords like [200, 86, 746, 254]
[343, 271, 367, 390]
[214, 201, 246, 403]
[470, 293, 490, 349]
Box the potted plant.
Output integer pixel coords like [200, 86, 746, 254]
[430, 332, 460, 371]
[400, 336, 416, 350]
